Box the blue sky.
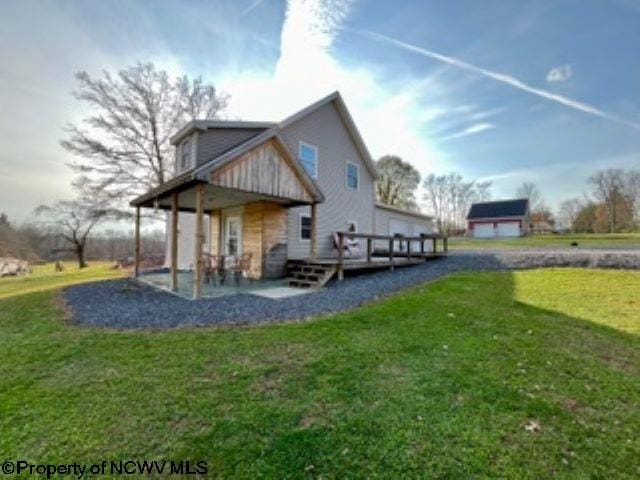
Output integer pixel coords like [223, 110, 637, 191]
[1, 0, 639, 221]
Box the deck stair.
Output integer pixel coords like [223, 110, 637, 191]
[286, 262, 337, 289]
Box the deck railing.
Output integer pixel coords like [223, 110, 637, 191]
[334, 231, 448, 280]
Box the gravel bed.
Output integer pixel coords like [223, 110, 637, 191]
[63, 249, 640, 329]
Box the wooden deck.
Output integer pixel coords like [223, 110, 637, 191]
[290, 252, 446, 270]
[287, 231, 448, 286]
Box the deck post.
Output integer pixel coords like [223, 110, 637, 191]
[444, 237, 448, 253]
[337, 232, 344, 281]
[310, 203, 317, 259]
[407, 238, 411, 260]
[193, 183, 204, 299]
[388, 238, 394, 270]
[432, 238, 437, 254]
[134, 206, 141, 277]
[170, 193, 179, 291]
[366, 237, 372, 264]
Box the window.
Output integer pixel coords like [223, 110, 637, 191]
[346, 162, 359, 190]
[300, 214, 312, 240]
[180, 137, 192, 171]
[299, 142, 317, 178]
[226, 216, 241, 256]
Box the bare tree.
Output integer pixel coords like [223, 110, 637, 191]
[423, 173, 492, 234]
[626, 170, 640, 222]
[557, 198, 583, 232]
[375, 155, 421, 210]
[61, 62, 228, 213]
[35, 201, 116, 268]
[0, 214, 39, 261]
[516, 181, 544, 213]
[588, 169, 632, 233]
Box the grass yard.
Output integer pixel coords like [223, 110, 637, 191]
[1, 265, 639, 478]
[0, 261, 125, 300]
[449, 232, 640, 250]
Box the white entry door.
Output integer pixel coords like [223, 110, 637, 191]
[496, 222, 520, 237]
[225, 216, 242, 256]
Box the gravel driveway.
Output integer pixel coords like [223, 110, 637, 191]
[63, 249, 640, 329]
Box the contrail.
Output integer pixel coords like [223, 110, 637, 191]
[361, 30, 640, 131]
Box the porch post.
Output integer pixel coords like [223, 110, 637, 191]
[218, 212, 223, 255]
[134, 206, 141, 277]
[170, 192, 179, 291]
[193, 183, 204, 299]
[310, 203, 317, 259]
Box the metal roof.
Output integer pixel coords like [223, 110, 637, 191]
[467, 199, 529, 219]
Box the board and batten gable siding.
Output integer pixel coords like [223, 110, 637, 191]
[210, 140, 313, 204]
[279, 101, 376, 259]
[196, 128, 265, 166]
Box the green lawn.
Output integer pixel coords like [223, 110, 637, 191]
[0, 261, 125, 299]
[1, 265, 639, 478]
[449, 232, 640, 250]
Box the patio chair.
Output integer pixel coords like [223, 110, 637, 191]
[201, 253, 226, 286]
[333, 232, 362, 258]
[228, 253, 253, 286]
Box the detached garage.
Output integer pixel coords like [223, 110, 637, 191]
[467, 199, 529, 238]
[374, 203, 434, 252]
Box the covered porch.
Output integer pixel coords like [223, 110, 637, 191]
[130, 136, 324, 299]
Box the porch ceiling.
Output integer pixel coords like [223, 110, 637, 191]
[144, 183, 310, 212]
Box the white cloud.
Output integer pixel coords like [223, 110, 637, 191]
[362, 30, 640, 131]
[220, 0, 447, 176]
[546, 64, 573, 83]
[441, 122, 495, 141]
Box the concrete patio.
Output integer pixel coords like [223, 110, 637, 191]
[137, 270, 311, 300]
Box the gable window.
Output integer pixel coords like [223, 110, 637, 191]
[346, 162, 359, 190]
[299, 214, 312, 241]
[299, 142, 318, 178]
[180, 137, 192, 171]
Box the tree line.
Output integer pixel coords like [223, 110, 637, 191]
[0, 213, 165, 267]
[375, 156, 640, 235]
[559, 168, 640, 233]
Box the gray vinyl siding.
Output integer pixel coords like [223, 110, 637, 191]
[280, 102, 376, 259]
[196, 128, 265, 166]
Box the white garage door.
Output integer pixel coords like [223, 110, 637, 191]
[496, 222, 520, 237]
[389, 219, 409, 252]
[473, 223, 495, 238]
